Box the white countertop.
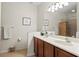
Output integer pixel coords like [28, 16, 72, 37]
[33, 32, 79, 56]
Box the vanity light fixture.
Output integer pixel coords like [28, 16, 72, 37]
[56, 3, 60, 7]
[59, 4, 63, 8]
[55, 7, 58, 10]
[48, 6, 51, 12]
[52, 9, 55, 12]
[48, 2, 69, 12]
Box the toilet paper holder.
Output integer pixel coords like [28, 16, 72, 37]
[17, 38, 22, 42]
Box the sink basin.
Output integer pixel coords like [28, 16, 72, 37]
[69, 39, 79, 44]
[47, 36, 64, 41]
[46, 36, 74, 46]
[54, 40, 73, 46]
[47, 36, 73, 46]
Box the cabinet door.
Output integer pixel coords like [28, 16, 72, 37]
[34, 37, 38, 56]
[59, 22, 67, 36]
[44, 42, 54, 57]
[37, 39, 44, 57]
[55, 47, 76, 57]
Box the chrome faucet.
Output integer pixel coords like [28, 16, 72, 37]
[44, 31, 48, 37]
[64, 37, 71, 43]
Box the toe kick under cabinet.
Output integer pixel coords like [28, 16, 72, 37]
[34, 37, 77, 57]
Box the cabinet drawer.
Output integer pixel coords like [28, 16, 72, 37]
[55, 47, 76, 57]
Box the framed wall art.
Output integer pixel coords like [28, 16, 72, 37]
[22, 17, 31, 26]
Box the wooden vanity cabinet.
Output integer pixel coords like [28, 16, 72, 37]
[34, 37, 76, 57]
[34, 37, 38, 56]
[34, 37, 44, 57]
[37, 39, 44, 57]
[55, 47, 76, 57]
[44, 42, 55, 57]
[34, 37, 55, 57]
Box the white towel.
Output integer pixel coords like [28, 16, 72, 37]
[4, 28, 9, 39]
[76, 32, 79, 38]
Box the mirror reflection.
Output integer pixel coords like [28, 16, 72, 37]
[41, 2, 77, 37]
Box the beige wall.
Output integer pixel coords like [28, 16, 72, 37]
[77, 3, 79, 32]
[0, 2, 1, 40]
[1, 2, 37, 52]
[0, 2, 1, 51]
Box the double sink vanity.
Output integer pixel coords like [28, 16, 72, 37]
[33, 33, 79, 57]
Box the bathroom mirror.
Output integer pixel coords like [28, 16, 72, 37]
[49, 2, 77, 37]
[56, 2, 76, 37]
[56, 2, 77, 37]
[41, 2, 77, 37]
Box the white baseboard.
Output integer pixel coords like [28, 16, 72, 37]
[26, 52, 35, 57]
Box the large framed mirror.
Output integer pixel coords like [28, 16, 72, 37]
[48, 2, 77, 37]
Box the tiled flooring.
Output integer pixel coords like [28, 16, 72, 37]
[0, 49, 27, 57]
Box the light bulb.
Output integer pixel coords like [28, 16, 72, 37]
[64, 2, 69, 6]
[48, 7, 51, 11]
[56, 3, 60, 7]
[59, 4, 63, 8]
[52, 5, 55, 10]
[52, 9, 55, 12]
[55, 7, 58, 10]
